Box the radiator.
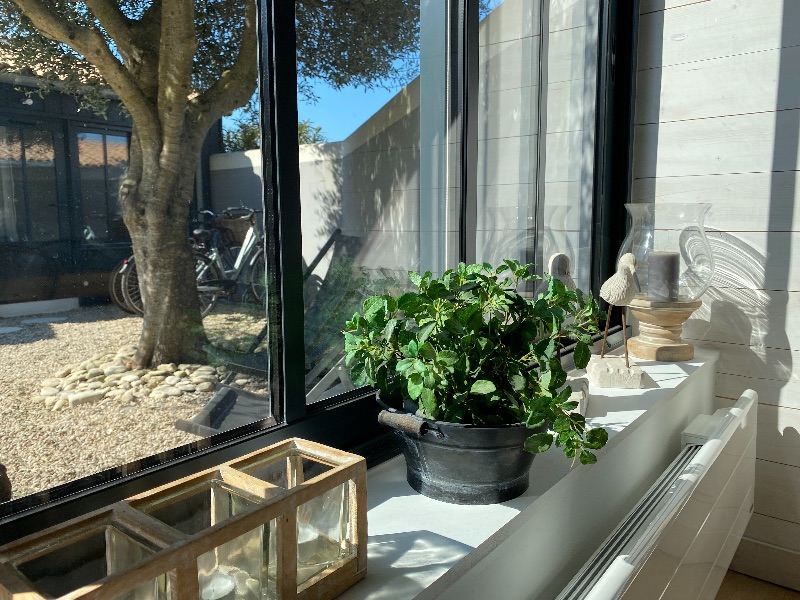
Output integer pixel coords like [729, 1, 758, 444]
[557, 389, 757, 600]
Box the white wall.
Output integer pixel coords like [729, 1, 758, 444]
[631, 0, 800, 588]
[210, 0, 598, 291]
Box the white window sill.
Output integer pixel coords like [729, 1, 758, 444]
[337, 347, 720, 600]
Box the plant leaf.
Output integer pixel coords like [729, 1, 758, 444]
[362, 296, 385, 325]
[524, 432, 553, 454]
[420, 388, 437, 417]
[573, 341, 591, 369]
[470, 380, 496, 395]
[418, 321, 436, 344]
[579, 450, 598, 465]
[396, 358, 415, 372]
[585, 427, 609, 450]
[407, 373, 424, 399]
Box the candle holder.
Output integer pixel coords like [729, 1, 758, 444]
[0, 439, 367, 600]
[618, 203, 714, 361]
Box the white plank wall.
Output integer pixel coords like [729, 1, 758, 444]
[631, 0, 800, 588]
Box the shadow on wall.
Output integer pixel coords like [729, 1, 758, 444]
[684, 230, 793, 385]
[308, 103, 422, 273]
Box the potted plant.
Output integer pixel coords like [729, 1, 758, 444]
[343, 260, 608, 504]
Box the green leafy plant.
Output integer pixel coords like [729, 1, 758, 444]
[344, 260, 609, 465]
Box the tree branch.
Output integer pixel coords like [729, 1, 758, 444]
[9, 0, 159, 142]
[190, 0, 258, 131]
[82, 0, 133, 62]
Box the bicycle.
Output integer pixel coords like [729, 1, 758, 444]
[109, 252, 222, 316]
[190, 207, 266, 303]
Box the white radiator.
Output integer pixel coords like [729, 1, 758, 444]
[557, 389, 757, 600]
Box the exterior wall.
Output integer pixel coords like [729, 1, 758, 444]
[211, 0, 598, 290]
[631, 0, 800, 588]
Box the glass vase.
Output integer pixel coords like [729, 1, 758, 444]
[618, 203, 714, 302]
[618, 203, 714, 361]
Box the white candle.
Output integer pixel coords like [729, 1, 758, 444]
[648, 251, 680, 301]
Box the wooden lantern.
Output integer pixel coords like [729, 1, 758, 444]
[0, 439, 367, 600]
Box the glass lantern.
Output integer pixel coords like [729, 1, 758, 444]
[618, 202, 714, 361]
[618, 202, 714, 302]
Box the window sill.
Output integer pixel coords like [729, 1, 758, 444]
[337, 347, 720, 600]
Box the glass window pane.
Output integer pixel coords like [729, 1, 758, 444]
[78, 132, 111, 241]
[23, 129, 59, 242]
[0, 126, 24, 242]
[0, 0, 272, 505]
[106, 134, 130, 241]
[294, 1, 429, 403]
[477, 0, 598, 293]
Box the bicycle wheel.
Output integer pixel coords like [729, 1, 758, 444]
[194, 252, 222, 316]
[250, 251, 267, 303]
[108, 258, 136, 314]
[120, 256, 144, 315]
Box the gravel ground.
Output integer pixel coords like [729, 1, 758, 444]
[0, 302, 267, 499]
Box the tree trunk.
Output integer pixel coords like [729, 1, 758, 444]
[122, 135, 208, 369]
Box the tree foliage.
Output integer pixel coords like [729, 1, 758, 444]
[0, 0, 426, 366]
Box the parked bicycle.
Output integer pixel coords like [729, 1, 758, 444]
[108, 207, 266, 315]
[109, 251, 222, 316]
[191, 207, 266, 303]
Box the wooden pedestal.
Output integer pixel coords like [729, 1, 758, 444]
[627, 297, 702, 361]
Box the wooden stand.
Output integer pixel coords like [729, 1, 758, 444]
[627, 297, 702, 361]
[0, 439, 367, 600]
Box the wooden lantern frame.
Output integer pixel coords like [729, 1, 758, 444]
[0, 439, 367, 600]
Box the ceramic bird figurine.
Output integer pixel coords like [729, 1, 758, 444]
[536, 253, 576, 297]
[599, 253, 638, 367]
[548, 253, 576, 291]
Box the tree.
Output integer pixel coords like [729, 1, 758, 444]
[0, 0, 422, 368]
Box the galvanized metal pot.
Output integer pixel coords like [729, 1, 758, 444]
[378, 406, 538, 504]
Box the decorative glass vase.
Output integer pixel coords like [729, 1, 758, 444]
[618, 203, 714, 302]
[618, 203, 714, 361]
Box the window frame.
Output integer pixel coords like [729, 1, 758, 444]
[0, 0, 639, 544]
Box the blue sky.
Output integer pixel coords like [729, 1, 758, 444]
[297, 80, 402, 142]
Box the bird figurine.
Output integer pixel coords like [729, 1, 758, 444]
[536, 253, 576, 296]
[599, 253, 638, 367]
[548, 253, 576, 291]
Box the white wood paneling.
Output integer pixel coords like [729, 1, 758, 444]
[744, 513, 800, 554]
[730, 538, 800, 592]
[550, 0, 587, 32]
[635, 46, 799, 125]
[631, 172, 800, 233]
[633, 110, 800, 180]
[684, 289, 800, 348]
[716, 373, 800, 409]
[547, 79, 587, 134]
[479, 0, 539, 46]
[638, 0, 800, 71]
[480, 36, 539, 93]
[711, 340, 799, 385]
[754, 459, 800, 523]
[753, 403, 800, 469]
[704, 230, 800, 292]
[640, 0, 710, 14]
[548, 26, 589, 84]
[479, 86, 539, 141]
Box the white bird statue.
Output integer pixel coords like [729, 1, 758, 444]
[599, 253, 638, 367]
[536, 253, 576, 297]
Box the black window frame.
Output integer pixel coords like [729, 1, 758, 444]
[0, 0, 638, 544]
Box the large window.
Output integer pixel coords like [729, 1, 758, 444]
[0, 124, 60, 243]
[0, 0, 634, 542]
[77, 131, 130, 242]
